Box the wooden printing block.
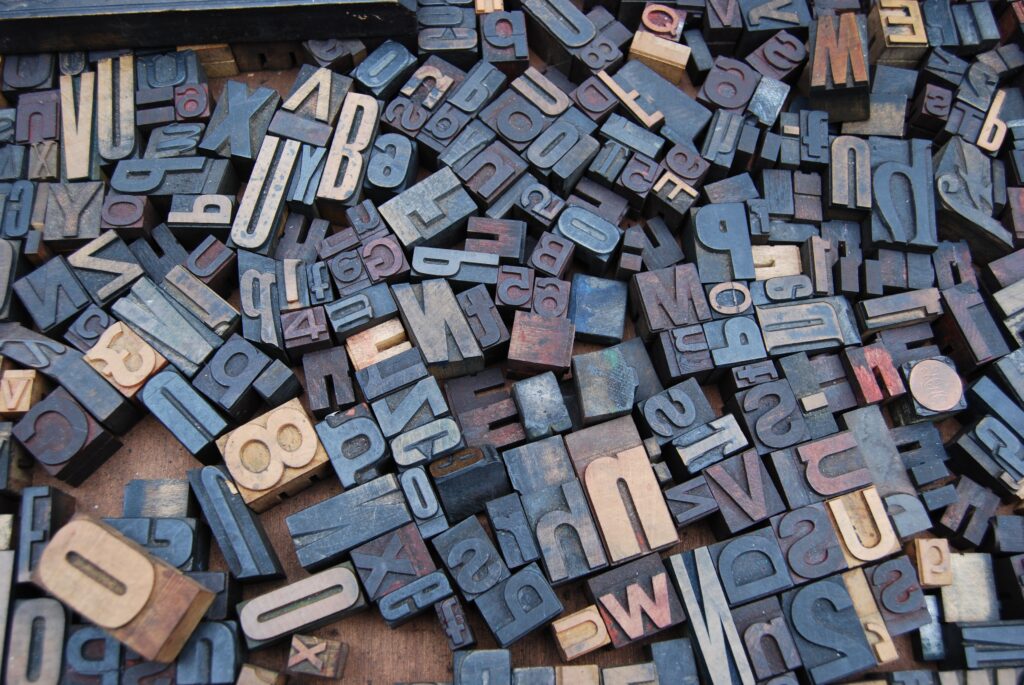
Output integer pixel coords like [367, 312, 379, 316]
[522, 478, 608, 586]
[586, 552, 684, 648]
[83, 321, 167, 400]
[62, 624, 123, 685]
[432, 514, 509, 601]
[316, 403, 389, 487]
[239, 562, 365, 649]
[429, 445, 512, 522]
[141, 369, 227, 463]
[0, 369, 45, 419]
[571, 347, 638, 425]
[102, 516, 209, 572]
[454, 650, 511, 685]
[710, 528, 793, 607]
[17, 485, 75, 585]
[13, 387, 121, 486]
[216, 398, 330, 513]
[730, 596, 802, 681]
[436, 594, 475, 651]
[378, 570, 454, 628]
[783, 575, 876, 682]
[508, 311, 574, 377]
[302, 346, 356, 419]
[476, 562, 562, 647]
[568, 274, 627, 345]
[33, 515, 214, 662]
[511, 373, 572, 441]
[770, 502, 848, 585]
[827, 486, 901, 567]
[187, 465, 284, 582]
[6, 597, 67, 685]
[704, 449, 785, 535]
[503, 436, 575, 496]
[486, 492, 540, 570]
[551, 605, 611, 661]
[394, 279, 484, 379]
[192, 334, 270, 421]
[865, 554, 930, 636]
[352, 522, 437, 602]
[286, 475, 411, 571]
[665, 547, 756, 685]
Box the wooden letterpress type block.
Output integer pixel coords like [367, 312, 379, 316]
[652, 325, 713, 383]
[236, 664, 287, 685]
[755, 297, 861, 356]
[84, 322, 167, 399]
[0, 421, 31, 497]
[188, 464, 282, 582]
[481, 11, 530, 76]
[567, 274, 626, 344]
[663, 475, 718, 528]
[352, 522, 436, 602]
[6, 598, 67, 685]
[14, 387, 120, 486]
[936, 476, 1000, 549]
[234, 250, 283, 355]
[941, 553, 998, 623]
[630, 264, 711, 341]
[280, 306, 331, 361]
[639, 378, 715, 449]
[162, 266, 237, 341]
[371, 375, 448, 440]
[226, 135, 299, 256]
[939, 284, 1010, 370]
[102, 516, 208, 572]
[65, 229, 142, 305]
[286, 475, 411, 571]
[866, 554, 929, 636]
[140, 369, 226, 463]
[807, 14, 870, 122]
[34, 516, 213, 662]
[476, 562, 562, 647]
[355, 345, 427, 403]
[364, 132, 418, 200]
[511, 373, 572, 441]
[503, 436, 577, 493]
[381, 166, 475, 250]
[0, 369, 44, 419]
[522, 479, 607, 585]
[532, 277, 570, 319]
[322, 404, 395, 487]
[286, 634, 348, 680]
[704, 449, 784, 535]
[551, 604, 610, 661]
[571, 347, 638, 425]
[669, 414, 747, 477]
[192, 334, 269, 421]
[827, 487, 901, 567]
[909, 538, 951, 589]
[731, 596, 801, 680]
[686, 202, 754, 283]
[99, 193, 156, 242]
[344, 318, 411, 372]
[128, 224, 190, 284]
[239, 563, 364, 649]
[63, 624, 123, 685]
[842, 567, 900, 667]
[176, 621, 241, 685]
[197, 81, 278, 167]
[665, 548, 755, 684]
[445, 368, 523, 450]
[399, 466, 449, 539]
[711, 528, 793, 607]
[216, 398, 330, 513]
[565, 418, 678, 561]
[842, 342, 906, 406]
[311, 93, 379, 218]
[429, 443, 513, 521]
[782, 576, 876, 683]
[15, 89, 59, 147]
[112, 277, 215, 378]
[14, 255, 89, 335]
[486, 492, 539, 570]
[496, 265, 535, 311]
[454, 650, 511, 685]
[432, 514, 509, 600]
[586, 552, 684, 648]
[17, 485, 75, 585]
[507, 311, 574, 377]
[58, 73, 98, 182]
[435, 594, 475, 651]
[166, 194, 233, 245]
[795, 431, 872, 500]
[733, 379, 810, 455]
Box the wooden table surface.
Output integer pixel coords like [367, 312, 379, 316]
[32, 65, 930, 684]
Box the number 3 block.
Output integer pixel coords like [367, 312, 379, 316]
[217, 398, 330, 512]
